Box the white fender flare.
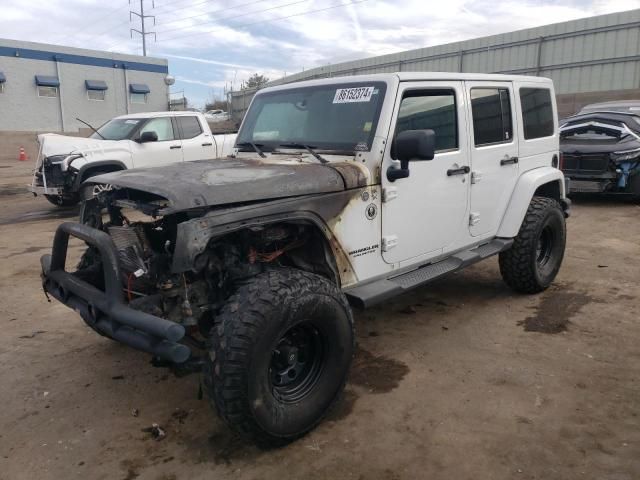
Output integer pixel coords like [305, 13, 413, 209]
[497, 167, 568, 238]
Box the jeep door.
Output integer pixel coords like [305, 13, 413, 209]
[465, 82, 519, 237]
[381, 82, 470, 264]
[131, 116, 184, 168]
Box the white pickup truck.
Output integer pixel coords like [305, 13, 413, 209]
[28, 111, 237, 206]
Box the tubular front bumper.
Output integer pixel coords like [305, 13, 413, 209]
[41, 222, 190, 363]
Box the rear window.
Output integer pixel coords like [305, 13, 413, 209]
[520, 88, 554, 139]
[470, 88, 513, 146]
[177, 116, 203, 139]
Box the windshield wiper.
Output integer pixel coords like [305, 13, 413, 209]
[76, 117, 105, 139]
[278, 143, 328, 164]
[236, 141, 266, 158]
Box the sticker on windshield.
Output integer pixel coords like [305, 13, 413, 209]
[333, 86, 375, 104]
[125, 120, 138, 124]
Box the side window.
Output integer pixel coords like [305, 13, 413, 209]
[393, 89, 457, 156]
[470, 88, 513, 146]
[139, 118, 175, 141]
[520, 88, 554, 139]
[38, 86, 58, 98]
[177, 116, 203, 139]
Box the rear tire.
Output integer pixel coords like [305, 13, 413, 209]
[44, 193, 79, 207]
[499, 196, 566, 293]
[203, 268, 354, 446]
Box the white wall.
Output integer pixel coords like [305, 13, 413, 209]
[0, 40, 170, 132]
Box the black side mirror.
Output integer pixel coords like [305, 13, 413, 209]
[139, 131, 158, 143]
[387, 129, 436, 181]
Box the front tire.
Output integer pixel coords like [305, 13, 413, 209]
[203, 268, 354, 446]
[499, 196, 566, 293]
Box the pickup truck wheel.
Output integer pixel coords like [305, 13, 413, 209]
[203, 268, 354, 446]
[44, 193, 79, 207]
[499, 196, 566, 293]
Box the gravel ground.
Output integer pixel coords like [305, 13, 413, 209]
[0, 157, 638, 480]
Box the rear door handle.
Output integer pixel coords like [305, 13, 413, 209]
[447, 166, 470, 176]
[500, 156, 519, 166]
[201, 142, 213, 146]
[170, 145, 182, 149]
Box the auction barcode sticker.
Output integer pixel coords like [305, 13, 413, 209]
[333, 86, 375, 104]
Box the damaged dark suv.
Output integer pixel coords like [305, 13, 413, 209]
[560, 101, 640, 196]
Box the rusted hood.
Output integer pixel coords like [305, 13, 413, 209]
[88, 157, 368, 211]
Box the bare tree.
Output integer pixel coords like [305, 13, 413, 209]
[243, 73, 270, 90]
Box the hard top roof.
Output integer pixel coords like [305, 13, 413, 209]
[260, 72, 551, 93]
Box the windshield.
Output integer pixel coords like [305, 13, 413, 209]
[236, 81, 387, 152]
[91, 118, 144, 140]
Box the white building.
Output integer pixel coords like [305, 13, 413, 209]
[0, 39, 172, 132]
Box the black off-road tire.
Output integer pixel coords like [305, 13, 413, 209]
[203, 268, 354, 446]
[44, 193, 79, 207]
[499, 196, 566, 293]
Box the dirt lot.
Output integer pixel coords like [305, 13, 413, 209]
[0, 157, 638, 480]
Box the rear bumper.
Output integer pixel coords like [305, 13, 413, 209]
[41, 222, 190, 363]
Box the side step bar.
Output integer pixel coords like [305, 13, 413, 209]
[345, 238, 513, 309]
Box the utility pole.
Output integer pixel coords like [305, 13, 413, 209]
[130, 0, 156, 56]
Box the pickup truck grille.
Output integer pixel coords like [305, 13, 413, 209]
[39, 163, 66, 187]
[562, 154, 610, 174]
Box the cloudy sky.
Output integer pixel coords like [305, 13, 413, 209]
[2, 0, 638, 107]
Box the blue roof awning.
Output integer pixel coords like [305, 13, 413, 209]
[129, 83, 150, 94]
[0, 72, 5, 83]
[35, 75, 60, 87]
[85, 79, 108, 91]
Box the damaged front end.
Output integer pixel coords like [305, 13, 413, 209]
[560, 111, 640, 194]
[41, 181, 346, 370]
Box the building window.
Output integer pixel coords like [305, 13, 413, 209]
[520, 88, 554, 139]
[130, 92, 147, 104]
[129, 83, 150, 104]
[35, 75, 60, 98]
[85, 80, 107, 101]
[88, 89, 105, 101]
[470, 88, 513, 146]
[393, 89, 458, 155]
[38, 86, 58, 98]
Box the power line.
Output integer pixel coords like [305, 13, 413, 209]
[155, 0, 273, 28]
[54, 2, 131, 43]
[107, 0, 369, 52]
[155, 0, 310, 35]
[158, 0, 370, 43]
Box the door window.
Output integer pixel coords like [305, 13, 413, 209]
[177, 116, 203, 139]
[520, 88, 554, 139]
[470, 88, 513, 146]
[393, 89, 458, 156]
[139, 118, 175, 141]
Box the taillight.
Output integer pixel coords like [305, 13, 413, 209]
[553, 153, 563, 170]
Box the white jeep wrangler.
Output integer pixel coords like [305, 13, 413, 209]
[40, 72, 569, 446]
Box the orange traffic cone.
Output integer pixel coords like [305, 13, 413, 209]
[19, 147, 27, 162]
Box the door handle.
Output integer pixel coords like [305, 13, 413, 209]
[170, 145, 182, 149]
[447, 166, 470, 176]
[201, 142, 213, 146]
[500, 156, 519, 166]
